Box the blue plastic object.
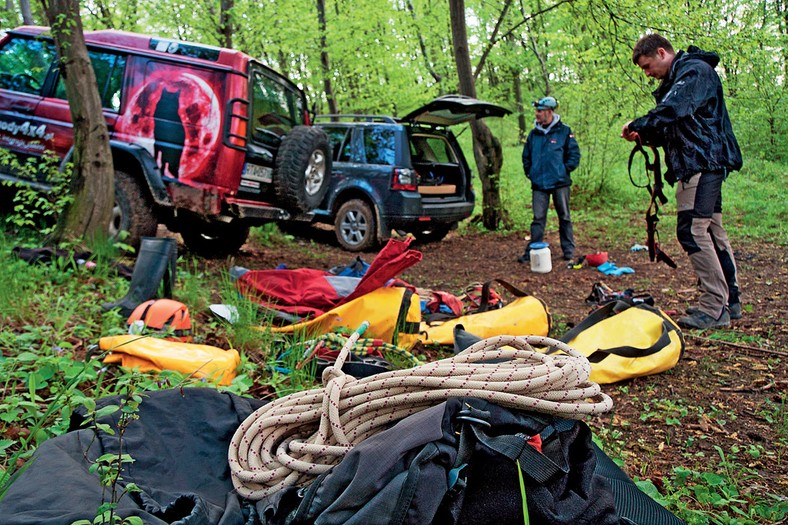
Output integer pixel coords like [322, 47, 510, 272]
[530, 242, 549, 250]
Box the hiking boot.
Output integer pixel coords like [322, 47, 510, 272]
[678, 309, 730, 330]
[517, 254, 530, 264]
[562, 253, 574, 261]
[686, 303, 742, 320]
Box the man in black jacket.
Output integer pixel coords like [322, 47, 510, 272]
[622, 34, 743, 330]
[518, 96, 581, 263]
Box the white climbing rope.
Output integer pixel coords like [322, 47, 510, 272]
[228, 332, 613, 500]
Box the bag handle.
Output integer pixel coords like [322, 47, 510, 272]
[476, 279, 530, 313]
[558, 301, 684, 362]
[556, 301, 630, 348]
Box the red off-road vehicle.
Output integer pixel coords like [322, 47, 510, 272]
[0, 26, 331, 256]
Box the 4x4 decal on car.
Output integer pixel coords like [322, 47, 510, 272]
[0, 26, 331, 257]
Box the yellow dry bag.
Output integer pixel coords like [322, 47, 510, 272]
[271, 286, 422, 349]
[557, 301, 685, 384]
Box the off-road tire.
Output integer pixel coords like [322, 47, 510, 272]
[334, 199, 377, 252]
[180, 220, 250, 258]
[273, 126, 331, 212]
[111, 171, 157, 248]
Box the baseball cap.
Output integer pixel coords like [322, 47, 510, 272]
[532, 96, 558, 110]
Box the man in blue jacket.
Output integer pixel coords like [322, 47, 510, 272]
[622, 34, 743, 330]
[518, 96, 581, 263]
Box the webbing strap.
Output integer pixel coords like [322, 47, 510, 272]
[392, 288, 419, 347]
[468, 424, 569, 484]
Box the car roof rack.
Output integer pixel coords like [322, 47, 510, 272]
[313, 114, 398, 124]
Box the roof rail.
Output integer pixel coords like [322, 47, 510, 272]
[313, 114, 398, 124]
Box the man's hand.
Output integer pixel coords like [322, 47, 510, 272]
[621, 122, 640, 142]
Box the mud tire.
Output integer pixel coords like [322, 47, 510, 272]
[273, 126, 331, 212]
[111, 171, 157, 248]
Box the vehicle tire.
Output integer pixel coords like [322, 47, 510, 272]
[418, 223, 455, 244]
[111, 171, 157, 248]
[273, 125, 332, 212]
[180, 220, 250, 258]
[335, 199, 377, 252]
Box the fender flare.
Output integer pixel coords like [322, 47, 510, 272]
[60, 141, 172, 207]
[328, 184, 388, 240]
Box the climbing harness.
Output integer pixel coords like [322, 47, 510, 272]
[628, 141, 677, 268]
[228, 323, 613, 500]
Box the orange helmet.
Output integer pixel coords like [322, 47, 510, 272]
[127, 299, 192, 342]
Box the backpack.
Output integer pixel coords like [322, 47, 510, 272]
[256, 398, 682, 525]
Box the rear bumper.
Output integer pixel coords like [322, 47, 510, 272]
[382, 195, 473, 230]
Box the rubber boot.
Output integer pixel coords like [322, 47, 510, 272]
[102, 237, 177, 317]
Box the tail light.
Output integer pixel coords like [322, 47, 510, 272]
[391, 168, 418, 191]
[303, 109, 311, 125]
[224, 98, 248, 150]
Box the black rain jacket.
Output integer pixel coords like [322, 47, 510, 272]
[522, 119, 581, 191]
[629, 46, 742, 184]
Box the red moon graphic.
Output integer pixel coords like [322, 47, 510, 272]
[116, 70, 221, 179]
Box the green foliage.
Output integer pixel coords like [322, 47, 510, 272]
[0, 151, 73, 243]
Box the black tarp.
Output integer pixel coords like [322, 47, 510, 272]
[0, 388, 266, 525]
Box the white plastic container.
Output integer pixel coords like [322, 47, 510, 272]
[529, 242, 552, 273]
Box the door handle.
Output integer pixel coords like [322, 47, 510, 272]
[11, 104, 32, 113]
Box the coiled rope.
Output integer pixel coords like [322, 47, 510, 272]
[228, 330, 613, 500]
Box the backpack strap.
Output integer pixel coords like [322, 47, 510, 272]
[460, 420, 570, 485]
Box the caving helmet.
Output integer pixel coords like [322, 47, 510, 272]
[533, 96, 558, 110]
[127, 299, 192, 342]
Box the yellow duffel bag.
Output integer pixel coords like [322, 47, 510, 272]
[557, 301, 685, 384]
[420, 281, 550, 345]
[100, 335, 240, 386]
[271, 286, 422, 349]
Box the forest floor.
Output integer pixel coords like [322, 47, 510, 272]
[225, 224, 788, 507]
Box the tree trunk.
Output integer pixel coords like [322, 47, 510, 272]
[317, 0, 338, 114]
[40, 0, 114, 245]
[449, 0, 507, 230]
[219, 0, 233, 49]
[512, 68, 526, 142]
[19, 0, 35, 24]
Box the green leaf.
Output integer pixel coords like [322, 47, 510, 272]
[95, 405, 120, 419]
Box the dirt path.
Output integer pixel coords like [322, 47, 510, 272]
[228, 227, 787, 504]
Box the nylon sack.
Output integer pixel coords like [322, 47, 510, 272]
[100, 334, 240, 385]
[557, 301, 685, 384]
[420, 280, 550, 345]
[271, 286, 421, 349]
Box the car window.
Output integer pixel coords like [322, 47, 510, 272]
[0, 37, 55, 95]
[321, 126, 353, 162]
[250, 67, 305, 147]
[363, 127, 396, 165]
[410, 134, 457, 164]
[54, 51, 126, 111]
